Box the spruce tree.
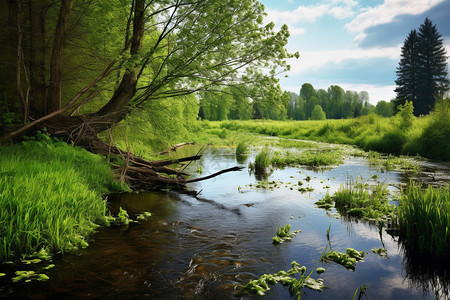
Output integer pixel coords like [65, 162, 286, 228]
[394, 30, 419, 110]
[394, 18, 449, 116]
[416, 18, 449, 115]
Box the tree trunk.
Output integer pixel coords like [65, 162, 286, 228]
[29, 0, 48, 118]
[48, 0, 71, 113]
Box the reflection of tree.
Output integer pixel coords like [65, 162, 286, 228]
[401, 245, 450, 299]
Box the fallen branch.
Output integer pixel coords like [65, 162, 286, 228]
[186, 166, 244, 183]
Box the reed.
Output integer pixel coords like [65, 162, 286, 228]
[330, 179, 396, 221]
[252, 148, 271, 172]
[398, 182, 450, 257]
[235, 142, 248, 156]
[0, 135, 127, 261]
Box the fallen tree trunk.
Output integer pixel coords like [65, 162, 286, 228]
[93, 138, 242, 192]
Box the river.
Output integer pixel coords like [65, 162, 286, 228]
[1, 145, 449, 299]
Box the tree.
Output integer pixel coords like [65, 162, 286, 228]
[416, 18, 450, 115]
[311, 105, 326, 120]
[374, 100, 394, 117]
[394, 18, 449, 116]
[300, 83, 316, 102]
[0, 0, 296, 144]
[394, 30, 420, 111]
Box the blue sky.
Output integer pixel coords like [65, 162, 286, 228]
[259, 0, 450, 104]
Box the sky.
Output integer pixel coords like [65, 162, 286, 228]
[259, 0, 450, 104]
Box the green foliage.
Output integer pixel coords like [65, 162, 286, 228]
[107, 94, 199, 156]
[323, 179, 396, 222]
[310, 105, 326, 120]
[397, 101, 415, 130]
[252, 148, 271, 172]
[235, 142, 248, 156]
[371, 248, 388, 258]
[374, 100, 394, 117]
[395, 18, 449, 115]
[398, 182, 450, 258]
[242, 261, 324, 299]
[272, 224, 301, 244]
[414, 98, 450, 160]
[365, 129, 407, 155]
[0, 134, 128, 260]
[321, 248, 365, 270]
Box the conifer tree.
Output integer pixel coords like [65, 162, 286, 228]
[394, 30, 419, 110]
[416, 18, 449, 115]
[395, 18, 449, 116]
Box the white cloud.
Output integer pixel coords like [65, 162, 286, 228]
[288, 26, 306, 36]
[265, 0, 358, 36]
[288, 46, 400, 73]
[346, 0, 446, 34]
[267, 1, 358, 24]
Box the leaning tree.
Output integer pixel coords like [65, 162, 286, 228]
[0, 0, 296, 143]
[0, 0, 297, 189]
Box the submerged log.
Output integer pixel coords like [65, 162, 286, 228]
[100, 139, 242, 192]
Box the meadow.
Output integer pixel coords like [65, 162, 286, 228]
[195, 103, 449, 162]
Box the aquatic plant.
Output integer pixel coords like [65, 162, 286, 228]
[253, 148, 271, 171]
[242, 261, 325, 299]
[315, 192, 333, 209]
[398, 182, 450, 258]
[353, 284, 368, 300]
[321, 248, 365, 271]
[12, 271, 49, 283]
[272, 224, 301, 244]
[235, 142, 248, 156]
[320, 178, 396, 222]
[371, 248, 388, 258]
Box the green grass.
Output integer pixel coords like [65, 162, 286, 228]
[235, 142, 248, 156]
[249, 148, 343, 173]
[195, 108, 449, 161]
[319, 179, 396, 222]
[398, 182, 450, 258]
[0, 134, 128, 261]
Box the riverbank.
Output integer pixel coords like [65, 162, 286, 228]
[194, 110, 449, 161]
[0, 132, 128, 261]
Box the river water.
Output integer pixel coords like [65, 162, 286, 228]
[1, 146, 449, 299]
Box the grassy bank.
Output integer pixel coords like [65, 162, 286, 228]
[0, 133, 127, 261]
[197, 103, 449, 161]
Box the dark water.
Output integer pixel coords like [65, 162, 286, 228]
[1, 146, 449, 299]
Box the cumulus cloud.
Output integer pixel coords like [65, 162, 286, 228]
[346, 0, 447, 44]
[267, 1, 357, 23]
[265, 0, 358, 36]
[288, 47, 400, 73]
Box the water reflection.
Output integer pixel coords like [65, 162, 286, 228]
[2, 146, 448, 299]
[402, 245, 450, 299]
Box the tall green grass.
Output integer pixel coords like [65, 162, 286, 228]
[328, 179, 396, 221]
[197, 108, 449, 161]
[398, 182, 450, 257]
[0, 134, 127, 261]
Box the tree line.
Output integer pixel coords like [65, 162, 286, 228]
[198, 82, 399, 121]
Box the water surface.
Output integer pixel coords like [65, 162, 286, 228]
[1, 146, 448, 299]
